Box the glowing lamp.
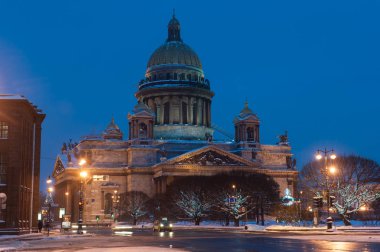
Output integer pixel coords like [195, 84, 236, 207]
[80, 171, 88, 178]
[79, 159, 86, 166]
[329, 166, 337, 174]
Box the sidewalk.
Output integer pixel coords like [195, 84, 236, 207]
[0, 229, 94, 243]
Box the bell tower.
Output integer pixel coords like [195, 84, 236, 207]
[234, 101, 260, 160]
[127, 102, 155, 140]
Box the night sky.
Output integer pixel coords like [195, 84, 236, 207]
[0, 1, 379, 189]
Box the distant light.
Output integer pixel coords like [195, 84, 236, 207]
[329, 166, 337, 174]
[232, 185, 236, 189]
[80, 171, 88, 178]
[48, 187, 54, 193]
[79, 159, 87, 166]
[315, 153, 323, 160]
[360, 205, 367, 211]
[46, 176, 52, 184]
[65, 192, 69, 196]
[330, 154, 337, 160]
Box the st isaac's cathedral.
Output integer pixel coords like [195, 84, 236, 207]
[52, 14, 298, 223]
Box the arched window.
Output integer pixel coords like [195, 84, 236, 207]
[164, 103, 170, 124]
[166, 73, 171, 80]
[187, 74, 191, 81]
[174, 73, 178, 80]
[182, 102, 187, 124]
[247, 127, 254, 141]
[180, 73, 185, 80]
[104, 193, 113, 214]
[139, 123, 147, 138]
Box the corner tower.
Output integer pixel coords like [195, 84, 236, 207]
[135, 14, 214, 140]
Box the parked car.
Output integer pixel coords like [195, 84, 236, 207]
[153, 217, 173, 232]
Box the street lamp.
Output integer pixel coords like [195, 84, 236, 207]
[45, 176, 54, 236]
[77, 158, 87, 234]
[112, 190, 120, 221]
[315, 148, 337, 229]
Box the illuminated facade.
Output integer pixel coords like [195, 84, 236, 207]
[52, 15, 298, 224]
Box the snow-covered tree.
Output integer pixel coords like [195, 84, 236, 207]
[333, 182, 380, 225]
[175, 190, 212, 225]
[299, 155, 380, 225]
[121, 191, 150, 225]
[215, 190, 252, 226]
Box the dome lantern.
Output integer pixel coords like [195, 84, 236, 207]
[167, 10, 182, 42]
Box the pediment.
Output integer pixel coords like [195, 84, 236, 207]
[128, 110, 154, 119]
[53, 156, 65, 177]
[159, 145, 257, 167]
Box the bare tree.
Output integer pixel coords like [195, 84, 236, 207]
[175, 190, 212, 225]
[120, 191, 149, 225]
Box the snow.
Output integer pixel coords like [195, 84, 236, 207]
[76, 247, 185, 252]
[278, 235, 380, 243]
[0, 94, 27, 100]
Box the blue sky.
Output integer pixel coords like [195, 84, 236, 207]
[0, 0, 379, 189]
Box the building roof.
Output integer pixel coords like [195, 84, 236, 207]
[234, 101, 259, 123]
[102, 117, 123, 140]
[0, 94, 45, 119]
[147, 15, 202, 69]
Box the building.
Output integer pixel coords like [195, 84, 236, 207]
[0, 95, 45, 234]
[52, 15, 298, 224]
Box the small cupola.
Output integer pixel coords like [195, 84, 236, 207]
[167, 10, 182, 42]
[103, 117, 123, 140]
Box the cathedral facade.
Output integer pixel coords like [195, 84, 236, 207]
[52, 15, 298, 224]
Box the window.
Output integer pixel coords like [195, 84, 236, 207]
[182, 102, 187, 124]
[104, 193, 113, 214]
[0, 122, 8, 139]
[247, 127, 254, 141]
[139, 123, 147, 138]
[164, 103, 170, 124]
[0, 153, 7, 185]
[192, 103, 197, 125]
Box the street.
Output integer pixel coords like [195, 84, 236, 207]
[1, 229, 380, 251]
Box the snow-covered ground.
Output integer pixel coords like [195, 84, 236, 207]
[76, 247, 185, 252]
[278, 235, 380, 243]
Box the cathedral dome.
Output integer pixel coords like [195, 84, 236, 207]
[147, 41, 202, 69]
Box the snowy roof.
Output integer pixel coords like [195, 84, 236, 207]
[0, 94, 27, 100]
[128, 102, 155, 117]
[234, 101, 259, 122]
[102, 117, 123, 140]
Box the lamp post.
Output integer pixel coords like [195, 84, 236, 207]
[112, 190, 120, 221]
[45, 176, 54, 236]
[315, 148, 337, 229]
[77, 159, 87, 234]
[64, 191, 69, 217]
